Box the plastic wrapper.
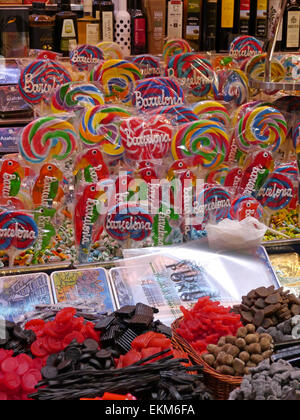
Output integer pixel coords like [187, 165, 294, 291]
[171, 119, 230, 171]
[192, 100, 231, 130]
[97, 41, 124, 60]
[162, 39, 192, 64]
[206, 217, 268, 252]
[50, 81, 105, 114]
[18, 59, 72, 112]
[165, 53, 216, 101]
[131, 55, 162, 78]
[112, 241, 279, 324]
[213, 69, 250, 108]
[90, 59, 142, 106]
[78, 104, 133, 163]
[132, 76, 185, 113]
[229, 36, 263, 63]
[69, 44, 104, 73]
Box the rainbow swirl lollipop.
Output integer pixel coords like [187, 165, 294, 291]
[97, 42, 124, 60]
[280, 55, 300, 82]
[163, 39, 192, 64]
[246, 54, 285, 82]
[0, 211, 38, 251]
[229, 36, 263, 62]
[166, 53, 215, 98]
[213, 69, 249, 106]
[79, 105, 132, 159]
[51, 82, 105, 113]
[18, 60, 72, 105]
[20, 117, 77, 165]
[90, 59, 142, 106]
[193, 101, 230, 129]
[235, 106, 287, 153]
[172, 120, 230, 170]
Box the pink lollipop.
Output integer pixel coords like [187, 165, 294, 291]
[105, 202, 153, 242]
[120, 115, 173, 160]
[18, 60, 72, 105]
[230, 195, 263, 221]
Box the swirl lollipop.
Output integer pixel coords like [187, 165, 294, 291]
[246, 54, 285, 83]
[79, 105, 132, 159]
[235, 106, 287, 153]
[163, 39, 192, 64]
[274, 162, 299, 182]
[97, 41, 124, 60]
[20, 117, 77, 165]
[132, 77, 185, 112]
[257, 173, 295, 211]
[230, 195, 263, 221]
[105, 202, 153, 242]
[51, 82, 105, 113]
[19, 60, 72, 105]
[131, 55, 161, 78]
[195, 185, 231, 225]
[213, 69, 249, 106]
[0, 211, 38, 266]
[90, 59, 142, 106]
[205, 165, 230, 185]
[151, 105, 199, 124]
[193, 101, 230, 129]
[70, 45, 104, 72]
[166, 53, 215, 98]
[229, 36, 263, 62]
[172, 120, 230, 170]
[280, 55, 300, 82]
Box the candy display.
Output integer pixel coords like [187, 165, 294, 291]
[213, 69, 250, 107]
[245, 54, 285, 83]
[131, 55, 162, 78]
[70, 45, 104, 72]
[193, 101, 231, 129]
[162, 39, 192, 64]
[229, 36, 263, 62]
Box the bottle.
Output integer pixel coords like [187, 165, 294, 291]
[0, 7, 29, 58]
[185, 0, 202, 50]
[29, 2, 55, 51]
[99, 1, 115, 42]
[130, 0, 147, 54]
[250, 0, 268, 38]
[202, 0, 218, 51]
[268, 0, 283, 51]
[283, 0, 300, 51]
[142, 0, 166, 55]
[167, 0, 184, 39]
[114, 0, 131, 56]
[55, 0, 78, 55]
[78, 0, 100, 45]
[239, 0, 250, 35]
[93, 0, 101, 18]
[217, 0, 239, 52]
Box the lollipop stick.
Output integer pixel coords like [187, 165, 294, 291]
[266, 227, 291, 239]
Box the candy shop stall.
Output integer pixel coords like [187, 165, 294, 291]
[0, 0, 299, 404]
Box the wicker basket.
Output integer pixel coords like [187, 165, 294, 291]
[172, 318, 243, 400]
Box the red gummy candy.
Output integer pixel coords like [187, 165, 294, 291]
[31, 339, 48, 358]
[21, 370, 41, 393]
[63, 331, 85, 347]
[1, 358, 18, 374]
[4, 372, 21, 392]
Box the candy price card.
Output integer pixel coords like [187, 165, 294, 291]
[0, 272, 52, 322]
[50, 268, 116, 313]
[110, 243, 280, 326]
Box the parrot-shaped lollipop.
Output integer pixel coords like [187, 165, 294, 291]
[0, 159, 26, 199]
[33, 164, 64, 208]
[239, 150, 274, 196]
[74, 148, 109, 183]
[32, 206, 56, 264]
